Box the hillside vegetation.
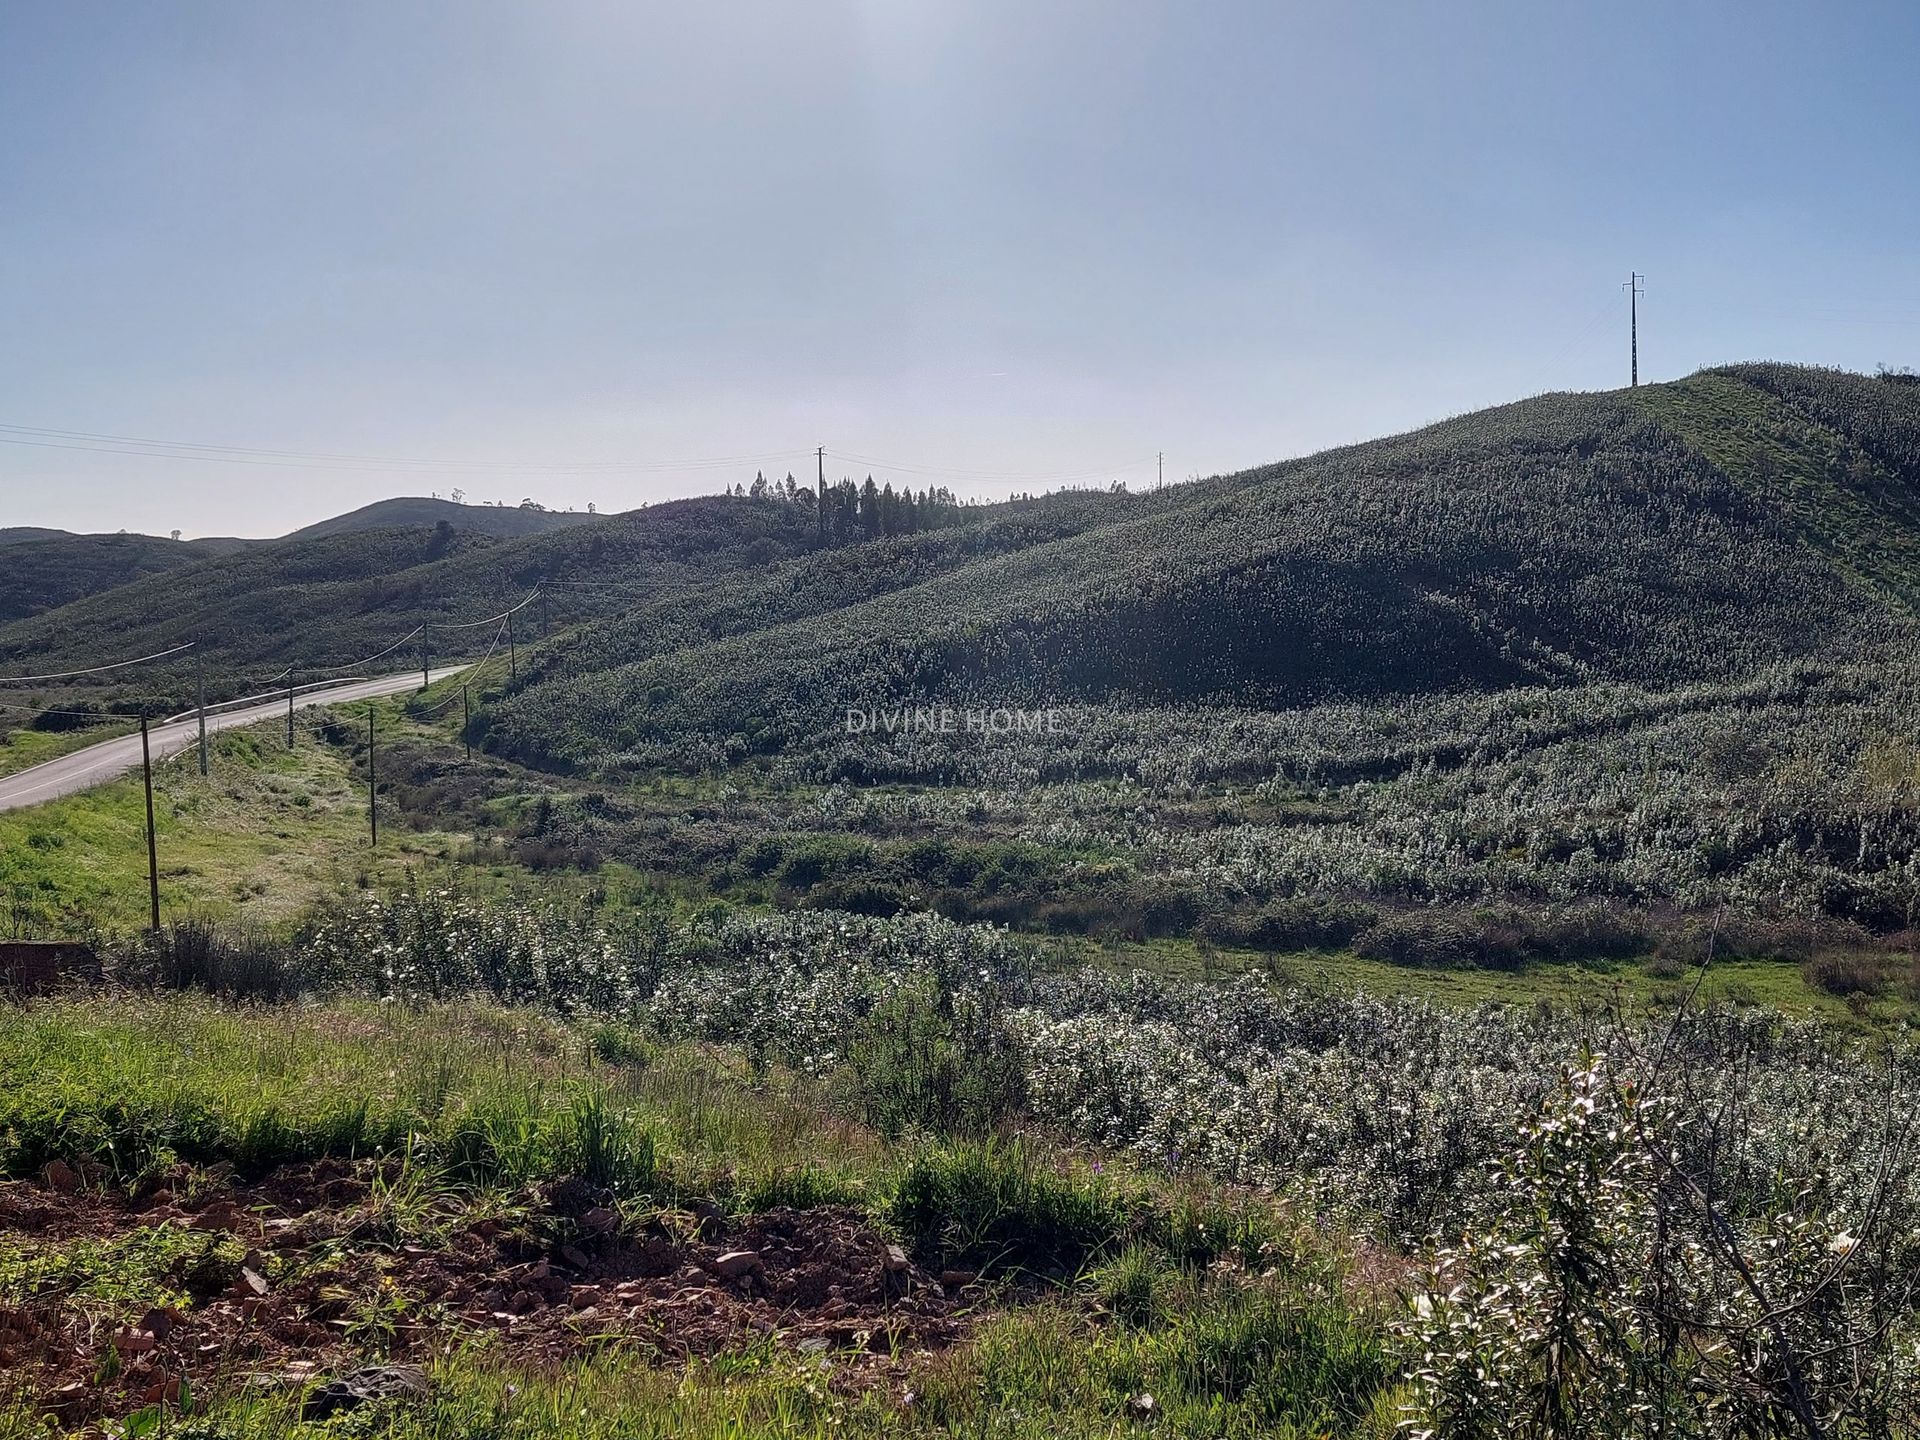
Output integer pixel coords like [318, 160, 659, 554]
[283, 496, 604, 542]
[489, 365, 1920, 769]
[0, 534, 221, 624]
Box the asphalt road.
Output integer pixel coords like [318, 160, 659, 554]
[0, 666, 470, 813]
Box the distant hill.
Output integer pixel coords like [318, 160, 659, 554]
[283, 497, 604, 542]
[0, 532, 252, 625]
[480, 364, 1920, 770]
[0, 499, 594, 643]
[0, 486, 1130, 696]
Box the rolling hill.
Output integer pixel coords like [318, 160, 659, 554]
[0, 532, 253, 624]
[282, 496, 605, 542]
[0, 488, 1128, 701]
[480, 364, 1920, 770]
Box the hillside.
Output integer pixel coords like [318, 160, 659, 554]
[0, 491, 1123, 698]
[282, 495, 606, 541]
[0, 532, 249, 624]
[486, 364, 1920, 770]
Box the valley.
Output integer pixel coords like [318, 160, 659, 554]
[8, 363, 1920, 1436]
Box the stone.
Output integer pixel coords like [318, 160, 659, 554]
[712, 1250, 763, 1279]
[580, 1206, 619, 1235]
[940, 1269, 977, 1290]
[136, 1307, 177, 1341]
[882, 1244, 910, 1272]
[40, 1159, 79, 1193]
[299, 1364, 430, 1421]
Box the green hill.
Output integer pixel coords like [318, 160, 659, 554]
[0, 531, 246, 624]
[484, 364, 1920, 770]
[0, 489, 1117, 699]
[282, 496, 605, 542]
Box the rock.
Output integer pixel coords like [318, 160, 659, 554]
[559, 1244, 593, 1270]
[239, 1267, 269, 1296]
[139, 1375, 181, 1406]
[580, 1206, 619, 1235]
[940, 1269, 977, 1290]
[300, 1364, 431, 1421]
[691, 1198, 726, 1241]
[113, 1326, 157, 1353]
[193, 1199, 246, 1233]
[1128, 1392, 1158, 1417]
[136, 1307, 178, 1341]
[713, 1250, 764, 1279]
[40, 1159, 79, 1193]
[882, 1244, 910, 1272]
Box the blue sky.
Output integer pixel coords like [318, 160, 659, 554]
[2, 0, 1917, 537]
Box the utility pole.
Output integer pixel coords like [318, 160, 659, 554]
[816, 445, 827, 546]
[540, 590, 550, 640]
[507, 609, 518, 679]
[285, 670, 295, 749]
[140, 712, 160, 932]
[367, 705, 378, 847]
[420, 621, 431, 692]
[1158, 452, 1164, 490]
[194, 644, 208, 777]
[1625, 272, 1644, 387]
[461, 685, 472, 762]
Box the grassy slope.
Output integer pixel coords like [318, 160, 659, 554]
[0, 710, 465, 933]
[491, 372, 1913, 768]
[0, 497, 832, 683]
[0, 533, 227, 624]
[0, 994, 1397, 1439]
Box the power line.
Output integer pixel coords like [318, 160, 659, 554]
[435, 589, 542, 629]
[0, 641, 194, 685]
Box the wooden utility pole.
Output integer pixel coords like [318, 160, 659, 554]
[1158, 452, 1164, 490]
[194, 645, 208, 776]
[461, 685, 472, 762]
[1626, 272, 1644, 387]
[420, 622, 431, 691]
[140, 712, 160, 931]
[367, 705, 378, 847]
[286, 671, 295, 749]
[507, 609, 518, 679]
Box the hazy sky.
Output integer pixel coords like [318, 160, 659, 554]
[3, 1, 1917, 538]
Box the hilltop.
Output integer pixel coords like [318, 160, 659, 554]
[282, 495, 604, 542]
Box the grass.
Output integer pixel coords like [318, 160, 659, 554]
[0, 711, 466, 934]
[1092, 933, 1912, 1027]
[0, 992, 1398, 1439]
[52, 1305, 1396, 1440]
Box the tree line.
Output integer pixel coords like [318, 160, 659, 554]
[722, 471, 974, 545]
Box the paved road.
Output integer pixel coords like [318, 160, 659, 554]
[0, 666, 470, 813]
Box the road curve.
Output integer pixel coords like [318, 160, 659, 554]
[0, 666, 470, 814]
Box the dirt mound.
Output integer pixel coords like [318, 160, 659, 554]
[0, 1163, 969, 1422]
